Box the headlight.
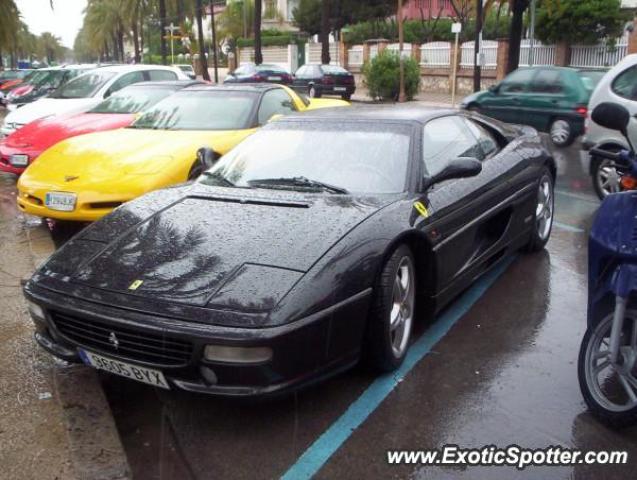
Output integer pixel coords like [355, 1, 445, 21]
[27, 300, 45, 320]
[203, 345, 272, 364]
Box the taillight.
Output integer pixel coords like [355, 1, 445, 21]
[621, 176, 637, 190]
[253, 73, 266, 81]
[322, 76, 334, 85]
[575, 106, 588, 116]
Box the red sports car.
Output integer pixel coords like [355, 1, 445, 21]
[0, 80, 199, 175]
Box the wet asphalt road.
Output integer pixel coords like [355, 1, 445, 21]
[1, 129, 636, 479]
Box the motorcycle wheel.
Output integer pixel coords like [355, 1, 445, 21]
[578, 310, 637, 428]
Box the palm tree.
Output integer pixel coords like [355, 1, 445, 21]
[159, 0, 168, 64]
[320, 0, 330, 65]
[0, 0, 20, 68]
[254, 0, 262, 64]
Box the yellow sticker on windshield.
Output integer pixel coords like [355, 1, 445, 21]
[129, 280, 144, 291]
[414, 201, 429, 218]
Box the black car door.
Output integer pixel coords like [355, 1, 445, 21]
[293, 66, 310, 91]
[417, 115, 521, 307]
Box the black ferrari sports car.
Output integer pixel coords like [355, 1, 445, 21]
[24, 106, 555, 396]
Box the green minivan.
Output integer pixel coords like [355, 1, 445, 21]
[461, 67, 606, 147]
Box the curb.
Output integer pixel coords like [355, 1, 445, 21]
[25, 221, 131, 480]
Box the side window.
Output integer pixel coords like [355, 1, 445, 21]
[500, 68, 535, 94]
[463, 118, 499, 159]
[529, 69, 564, 94]
[296, 66, 308, 78]
[257, 89, 297, 125]
[106, 71, 145, 97]
[423, 116, 484, 176]
[148, 70, 178, 81]
[612, 65, 637, 101]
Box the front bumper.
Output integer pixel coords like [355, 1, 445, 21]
[24, 282, 371, 397]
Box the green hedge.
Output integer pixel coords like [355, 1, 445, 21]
[362, 50, 420, 101]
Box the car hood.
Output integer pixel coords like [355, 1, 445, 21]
[460, 90, 485, 106]
[45, 190, 389, 309]
[3, 112, 134, 151]
[19, 128, 250, 191]
[3, 98, 101, 126]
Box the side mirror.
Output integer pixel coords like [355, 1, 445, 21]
[423, 157, 482, 190]
[592, 102, 631, 136]
[196, 147, 217, 170]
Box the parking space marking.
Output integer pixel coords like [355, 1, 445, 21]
[281, 257, 515, 480]
[554, 221, 586, 233]
[555, 189, 599, 205]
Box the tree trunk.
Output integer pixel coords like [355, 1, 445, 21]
[473, 0, 482, 92]
[159, 0, 168, 65]
[254, 0, 263, 65]
[506, 0, 528, 74]
[196, 0, 211, 80]
[140, 12, 145, 62]
[118, 26, 125, 62]
[0, 48, 4, 70]
[133, 3, 141, 63]
[210, 0, 219, 83]
[320, 0, 331, 65]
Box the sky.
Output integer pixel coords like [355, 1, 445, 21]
[15, 0, 87, 49]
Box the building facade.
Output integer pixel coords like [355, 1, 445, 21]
[403, 0, 455, 20]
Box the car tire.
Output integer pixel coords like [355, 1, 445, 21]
[365, 245, 416, 372]
[309, 86, 321, 98]
[549, 118, 574, 147]
[342, 93, 352, 101]
[525, 167, 554, 252]
[592, 152, 623, 200]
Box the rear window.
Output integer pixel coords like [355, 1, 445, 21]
[50, 71, 116, 99]
[578, 70, 606, 90]
[611, 65, 637, 100]
[256, 64, 287, 73]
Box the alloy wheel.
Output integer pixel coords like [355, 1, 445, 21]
[596, 159, 621, 198]
[389, 256, 415, 357]
[584, 313, 637, 412]
[550, 119, 571, 146]
[535, 176, 553, 241]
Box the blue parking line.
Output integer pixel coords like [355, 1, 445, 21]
[281, 256, 515, 480]
[554, 221, 585, 233]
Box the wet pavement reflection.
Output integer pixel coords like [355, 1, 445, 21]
[1, 136, 636, 479]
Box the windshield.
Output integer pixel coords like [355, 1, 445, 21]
[89, 86, 176, 114]
[200, 124, 412, 194]
[50, 70, 116, 99]
[0, 71, 23, 80]
[321, 65, 350, 75]
[131, 90, 256, 130]
[579, 70, 606, 90]
[177, 65, 193, 72]
[22, 70, 66, 89]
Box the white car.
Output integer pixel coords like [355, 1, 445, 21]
[582, 54, 637, 199]
[0, 64, 188, 137]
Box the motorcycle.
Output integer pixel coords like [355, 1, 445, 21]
[578, 102, 637, 427]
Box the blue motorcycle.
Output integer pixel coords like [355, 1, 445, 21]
[579, 102, 637, 427]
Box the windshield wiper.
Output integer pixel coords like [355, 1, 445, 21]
[200, 171, 235, 187]
[247, 176, 348, 194]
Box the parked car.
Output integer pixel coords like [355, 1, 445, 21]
[0, 69, 32, 105]
[581, 54, 637, 199]
[461, 66, 605, 147]
[224, 63, 293, 85]
[17, 84, 348, 222]
[173, 64, 196, 79]
[0, 69, 30, 89]
[22, 106, 555, 396]
[0, 80, 200, 176]
[0, 64, 188, 137]
[293, 64, 356, 100]
[5, 65, 97, 111]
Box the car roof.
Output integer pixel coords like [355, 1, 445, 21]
[181, 83, 285, 94]
[91, 64, 179, 73]
[124, 79, 202, 89]
[278, 105, 457, 125]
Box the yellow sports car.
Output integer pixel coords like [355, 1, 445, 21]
[17, 84, 348, 221]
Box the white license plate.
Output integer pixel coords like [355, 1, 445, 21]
[45, 192, 77, 211]
[268, 76, 282, 81]
[334, 87, 347, 92]
[10, 154, 28, 167]
[79, 349, 170, 389]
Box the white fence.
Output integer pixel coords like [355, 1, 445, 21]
[305, 42, 340, 65]
[420, 41, 451, 67]
[519, 39, 556, 66]
[570, 42, 628, 67]
[238, 45, 298, 72]
[460, 40, 497, 70]
[386, 43, 412, 58]
[348, 45, 364, 66]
